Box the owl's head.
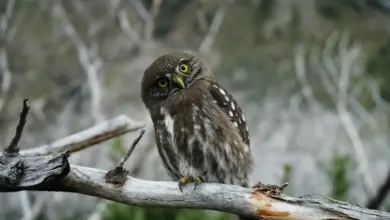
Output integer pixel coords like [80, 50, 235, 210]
[141, 51, 214, 109]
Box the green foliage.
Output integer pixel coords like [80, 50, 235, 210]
[101, 202, 230, 220]
[108, 137, 127, 164]
[281, 163, 293, 195]
[328, 154, 350, 201]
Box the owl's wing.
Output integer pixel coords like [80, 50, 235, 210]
[209, 83, 250, 145]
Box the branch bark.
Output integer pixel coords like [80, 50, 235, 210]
[1, 159, 390, 220]
[21, 115, 144, 156]
[1, 100, 390, 219]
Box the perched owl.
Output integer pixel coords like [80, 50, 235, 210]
[141, 51, 254, 219]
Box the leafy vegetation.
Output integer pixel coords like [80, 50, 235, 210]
[329, 154, 350, 201]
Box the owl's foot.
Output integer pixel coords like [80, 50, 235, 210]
[178, 176, 202, 192]
[193, 176, 202, 190]
[178, 177, 191, 192]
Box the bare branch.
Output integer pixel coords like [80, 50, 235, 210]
[317, 31, 376, 196]
[19, 191, 32, 220]
[336, 34, 375, 195]
[131, 0, 149, 22]
[5, 99, 30, 155]
[118, 9, 141, 44]
[117, 129, 145, 168]
[104, 129, 145, 186]
[322, 31, 340, 84]
[52, 1, 104, 122]
[199, 3, 228, 53]
[196, 4, 209, 33]
[144, 0, 163, 43]
[0, 48, 11, 95]
[0, 0, 16, 113]
[20, 194, 47, 220]
[1, 160, 389, 219]
[60, 165, 390, 219]
[293, 43, 319, 107]
[20, 115, 145, 156]
[0, 0, 16, 32]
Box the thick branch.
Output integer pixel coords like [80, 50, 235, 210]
[0, 151, 69, 191]
[1, 159, 389, 219]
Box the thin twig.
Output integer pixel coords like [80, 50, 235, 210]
[143, 0, 163, 43]
[6, 99, 30, 155]
[117, 129, 145, 168]
[0, 0, 15, 114]
[0, 0, 16, 32]
[105, 129, 146, 186]
[319, 31, 376, 196]
[130, 0, 149, 21]
[20, 194, 47, 220]
[19, 191, 32, 220]
[118, 9, 140, 44]
[199, 2, 228, 53]
[196, 2, 209, 33]
[52, 1, 104, 122]
[293, 43, 319, 107]
[336, 35, 375, 195]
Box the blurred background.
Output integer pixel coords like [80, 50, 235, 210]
[1, 0, 390, 219]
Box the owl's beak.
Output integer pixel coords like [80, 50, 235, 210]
[172, 74, 186, 89]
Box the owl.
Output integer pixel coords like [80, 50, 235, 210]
[141, 51, 255, 219]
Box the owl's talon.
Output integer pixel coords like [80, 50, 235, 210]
[193, 176, 202, 190]
[178, 177, 191, 192]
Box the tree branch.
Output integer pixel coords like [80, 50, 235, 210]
[20, 115, 144, 156]
[2, 161, 390, 219]
[198, 1, 229, 53]
[2, 100, 390, 219]
[5, 99, 29, 155]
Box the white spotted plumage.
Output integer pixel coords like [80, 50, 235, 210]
[210, 83, 250, 146]
[218, 88, 226, 95]
[230, 102, 235, 110]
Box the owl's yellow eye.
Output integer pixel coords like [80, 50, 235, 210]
[179, 64, 189, 73]
[157, 78, 168, 88]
